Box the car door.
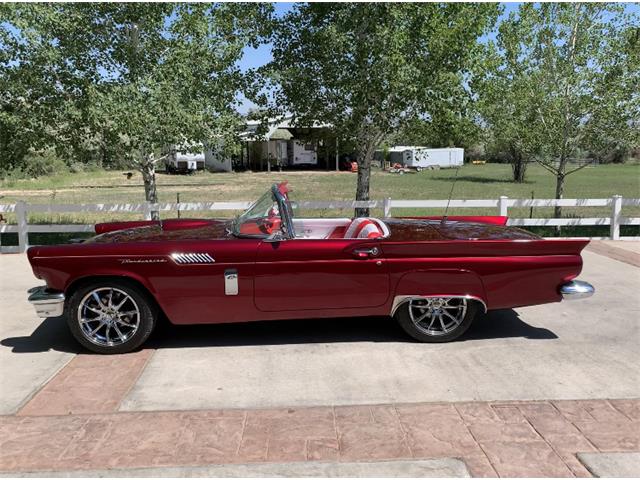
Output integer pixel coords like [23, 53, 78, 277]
[151, 238, 262, 324]
[254, 238, 390, 312]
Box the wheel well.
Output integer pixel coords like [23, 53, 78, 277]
[65, 275, 165, 317]
[391, 295, 487, 317]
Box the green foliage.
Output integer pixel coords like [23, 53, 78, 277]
[393, 112, 483, 151]
[22, 149, 68, 177]
[0, 3, 273, 204]
[0, 148, 68, 181]
[269, 3, 500, 212]
[2, 1, 637, 208]
[477, 3, 639, 192]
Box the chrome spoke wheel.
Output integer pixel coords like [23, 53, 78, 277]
[408, 297, 467, 336]
[77, 287, 140, 347]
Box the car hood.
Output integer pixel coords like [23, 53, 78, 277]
[86, 218, 234, 244]
[385, 218, 540, 241]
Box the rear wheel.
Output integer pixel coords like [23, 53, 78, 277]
[395, 297, 478, 343]
[66, 280, 156, 354]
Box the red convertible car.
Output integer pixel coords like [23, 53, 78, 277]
[27, 182, 594, 354]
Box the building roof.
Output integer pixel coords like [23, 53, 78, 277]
[269, 128, 294, 140]
[241, 115, 332, 142]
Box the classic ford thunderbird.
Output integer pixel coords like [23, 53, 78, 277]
[27, 182, 594, 354]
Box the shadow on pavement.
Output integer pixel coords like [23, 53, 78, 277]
[465, 309, 558, 341]
[1, 316, 82, 354]
[1, 309, 556, 354]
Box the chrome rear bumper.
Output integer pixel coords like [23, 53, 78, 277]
[27, 286, 65, 318]
[560, 280, 595, 300]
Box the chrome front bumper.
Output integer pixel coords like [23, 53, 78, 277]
[560, 280, 595, 300]
[27, 286, 65, 318]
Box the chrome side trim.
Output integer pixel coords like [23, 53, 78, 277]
[171, 253, 215, 264]
[391, 294, 487, 317]
[560, 280, 595, 300]
[224, 269, 238, 295]
[27, 286, 65, 318]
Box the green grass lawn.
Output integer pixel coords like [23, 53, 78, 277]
[1, 163, 639, 226]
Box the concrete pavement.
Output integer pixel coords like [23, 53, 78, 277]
[3, 249, 638, 413]
[586, 240, 640, 267]
[0, 459, 471, 478]
[1, 241, 639, 476]
[121, 250, 640, 411]
[0, 254, 75, 415]
[577, 452, 640, 478]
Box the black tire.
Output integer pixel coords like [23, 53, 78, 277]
[394, 297, 479, 343]
[65, 279, 157, 354]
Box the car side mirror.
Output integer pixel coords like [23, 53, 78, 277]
[264, 231, 287, 243]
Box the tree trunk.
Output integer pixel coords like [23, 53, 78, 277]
[139, 153, 159, 221]
[554, 171, 565, 219]
[553, 163, 566, 235]
[509, 145, 527, 183]
[97, 129, 106, 169]
[355, 156, 371, 217]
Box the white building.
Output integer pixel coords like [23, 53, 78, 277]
[238, 115, 337, 172]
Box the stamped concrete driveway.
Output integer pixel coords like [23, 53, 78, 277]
[1, 246, 638, 414]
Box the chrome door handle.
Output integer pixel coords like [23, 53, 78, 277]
[353, 247, 380, 258]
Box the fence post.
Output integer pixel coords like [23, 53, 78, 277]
[498, 196, 509, 217]
[383, 197, 392, 217]
[143, 202, 152, 221]
[16, 201, 28, 253]
[610, 195, 622, 240]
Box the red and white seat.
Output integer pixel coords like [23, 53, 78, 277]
[343, 217, 389, 239]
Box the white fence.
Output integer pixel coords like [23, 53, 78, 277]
[1, 195, 638, 253]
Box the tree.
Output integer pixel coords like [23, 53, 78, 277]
[87, 3, 268, 216]
[1, 4, 272, 214]
[482, 3, 639, 213]
[392, 107, 483, 152]
[475, 44, 544, 183]
[269, 3, 499, 216]
[476, 70, 543, 183]
[0, 3, 105, 172]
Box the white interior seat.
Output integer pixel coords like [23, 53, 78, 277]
[292, 218, 352, 239]
[343, 217, 389, 239]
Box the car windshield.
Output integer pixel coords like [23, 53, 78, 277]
[232, 188, 285, 238]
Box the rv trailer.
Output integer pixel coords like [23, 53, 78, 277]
[383, 146, 464, 171]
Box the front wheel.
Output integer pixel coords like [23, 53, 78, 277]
[66, 280, 157, 354]
[394, 297, 478, 343]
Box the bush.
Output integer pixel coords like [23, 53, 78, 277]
[20, 149, 68, 178]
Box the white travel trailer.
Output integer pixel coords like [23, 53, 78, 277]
[164, 144, 206, 173]
[288, 140, 318, 166]
[385, 146, 464, 171]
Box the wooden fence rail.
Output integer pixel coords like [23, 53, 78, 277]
[1, 195, 638, 253]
